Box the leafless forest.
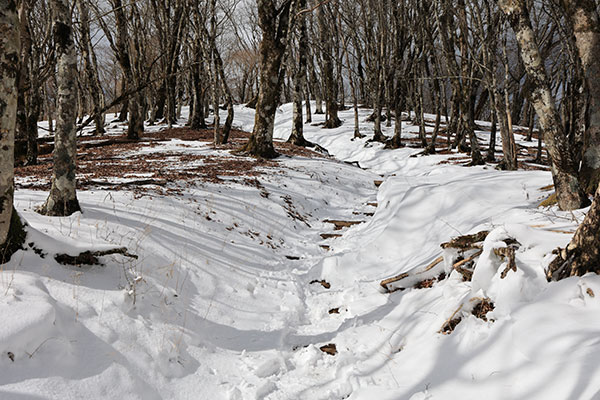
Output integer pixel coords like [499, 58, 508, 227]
[2, 0, 600, 294]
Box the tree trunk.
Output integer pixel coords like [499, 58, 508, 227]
[241, 0, 295, 158]
[564, 0, 600, 194]
[304, 87, 312, 123]
[342, 34, 362, 140]
[211, 61, 221, 143]
[317, 3, 341, 129]
[500, 0, 589, 211]
[210, 29, 234, 144]
[548, 185, 600, 280]
[77, 0, 105, 135]
[498, 39, 518, 170]
[41, 0, 81, 216]
[16, 0, 39, 166]
[154, 82, 166, 122]
[111, 0, 142, 140]
[117, 80, 128, 122]
[487, 108, 497, 162]
[309, 57, 323, 114]
[288, 0, 312, 147]
[0, 0, 26, 260]
[190, 51, 207, 129]
[25, 87, 41, 166]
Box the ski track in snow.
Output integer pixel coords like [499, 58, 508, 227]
[2, 104, 600, 399]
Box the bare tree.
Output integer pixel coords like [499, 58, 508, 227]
[102, 0, 144, 139]
[40, 0, 82, 216]
[242, 0, 295, 158]
[287, 0, 313, 146]
[316, 1, 342, 129]
[77, 0, 105, 135]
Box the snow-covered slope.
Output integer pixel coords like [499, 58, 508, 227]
[1, 104, 598, 399]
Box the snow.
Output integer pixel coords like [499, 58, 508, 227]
[2, 103, 599, 399]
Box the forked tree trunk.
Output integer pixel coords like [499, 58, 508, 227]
[0, 0, 26, 259]
[205, 14, 234, 145]
[499, 0, 588, 211]
[41, 0, 82, 216]
[242, 0, 295, 158]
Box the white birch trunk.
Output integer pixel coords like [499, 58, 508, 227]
[41, 0, 81, 216]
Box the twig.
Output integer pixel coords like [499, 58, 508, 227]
[438, 304, 464, 334]
[453, 250, 483, 269]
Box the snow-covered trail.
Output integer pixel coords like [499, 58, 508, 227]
[4, 122, 385, 399]
[2, 104, 600, 399]
[245, 104, 599, 399]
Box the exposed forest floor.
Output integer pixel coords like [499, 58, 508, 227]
[2, 104, 599, 399]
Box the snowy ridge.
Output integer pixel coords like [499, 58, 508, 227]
[1, 104, 599, 399]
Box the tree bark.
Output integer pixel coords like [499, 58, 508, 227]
[0, 0, 26, 259]
[242, 0, 295, 158]
[16, 1, 39, 166]
[77, 0, 105, 135]
[317, 3, 341, 129]
[40, 0, 82, 216]
[548, 185, 600, 280]
[563, 0, 600, 194]
[288, 0, 312, 147]
[111, 0, 142, 140]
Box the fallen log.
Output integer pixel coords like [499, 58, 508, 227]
[380, 272, 410, 291]
[320, 233, 342, 239]
[441, 230, 489, 249]
[453, 250, 483, 269]
[452, 250, 483, 281]
[380, 255, 444, 292]
[55, 247, 138, 266]
[439, 304, 463, 334]
[323, 219, 364, 230]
